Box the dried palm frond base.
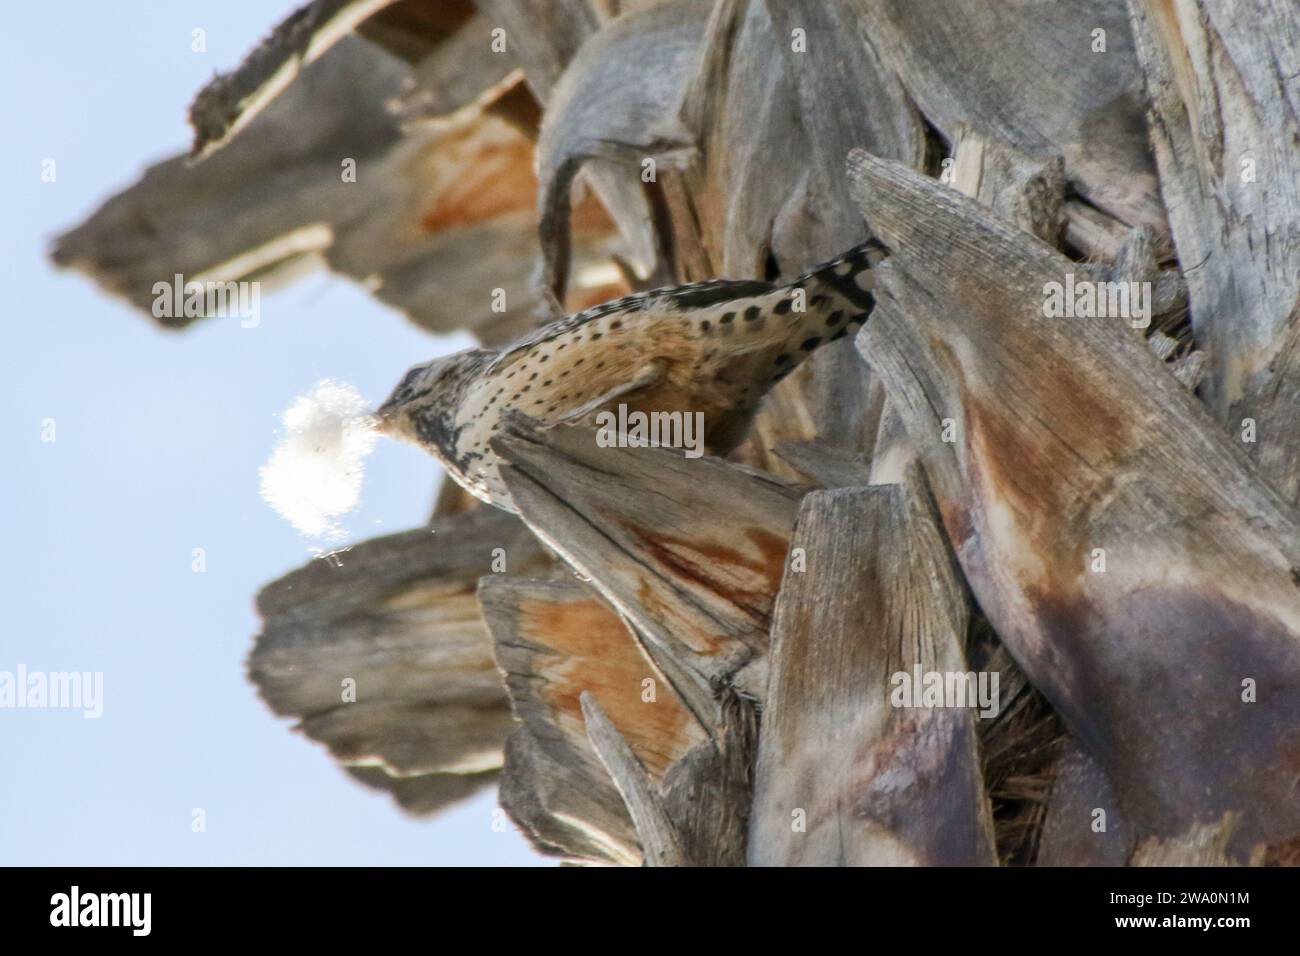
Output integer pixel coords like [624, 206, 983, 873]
[968, 617, 1064, 866]
[58, 0, 1300, 865]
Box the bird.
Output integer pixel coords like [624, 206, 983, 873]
[375, 238, 886, 512]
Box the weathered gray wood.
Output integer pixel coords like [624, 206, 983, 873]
[480, 575, 710, 864]
[58, 0, 1300, 868]
[535, 1, 917, 469]
[391, 11, 524, 124]
[188, 0, 402, 157]
[1036, 739, 1133, 866]
[1127, 0, 1300, 504]
[849, 149, 1300, 860]
[860, 0, 1167, 234]
[492, 412, 804, 719]
[187, 1, 499, 157]
[481, 574, 751, 866]
[949, 128, 1198, 405]
[862, 130, 1196, 863]
[673, 0, 801, 279]
[865, 129, 1065, 496]
[55, 36, 400, 323]
[749, 479, 996, 866]
[1132, 818, 1264, 867]
[1106, 228, 1185, 322]
[52, 35, 626, 345]
[949, 125, 1066, 246]
[475, 0, 600, 101]
[656, 686, 757, 866]
[865, 400, 915, 485]
[345, 765, 499, 817]
[534, 0, 704, 301]
[249, 506, 548, 816]
[187, 0, 483, 155]
[677, 0, 921, 274]
[772, 439, 873, 489]
[580, 693, 688, 866]
[741, 370, 827, 485]
[483, 580, 707, 780]
[486, 0, 666, 301]
[760, 0, 925, 256]
[865, 126, 1063, 495]
[1063, 200, 1134, 261]
[744, 341, 887, 485]
[481, 575, 696, 864]
[354, 0, 479, 63]
[498, 730, 639, 864]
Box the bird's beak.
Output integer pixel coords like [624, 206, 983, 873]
[371, 400, 399, 436]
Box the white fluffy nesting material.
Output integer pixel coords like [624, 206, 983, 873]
[259, 380, 378, 540]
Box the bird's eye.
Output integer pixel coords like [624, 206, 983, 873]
[398, 365, 426, 394]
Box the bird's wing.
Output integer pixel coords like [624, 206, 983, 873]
[556, 359, 669, 423]
[484, 278, 776, 376]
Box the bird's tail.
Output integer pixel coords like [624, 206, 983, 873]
[788, 237, 887, 337]
[752, 238, 887, 364]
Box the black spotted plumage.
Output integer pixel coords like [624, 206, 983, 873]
[486, 277, 779, 377]
[377, 238, 887, 512]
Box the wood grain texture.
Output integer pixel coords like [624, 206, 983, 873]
[759, 0, 924, 259]
[187, 0, 402, 157]
[848, 150, 1300, 860]
[480, 575, 712, 863]
[749, 481, 995, 865]
[391, 11, 523, 124]
[482, 573, 753, 865]
[949, 124, 1066, 246]
[489, 0, 665, 301]
[1128, 0, 1300, 504]
[57, 0, 1300, 866]
[481, 577, 649, 863]
[772, 438, 874, 489]
[581, 693, 688, 866]
[858, 0, 1167, 234]
[249, 506, 549, 816]
[53, 34, 625, 345]
[493, 412, 804, 718]
[534, 0, 704, 301]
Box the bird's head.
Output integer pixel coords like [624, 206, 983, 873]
[374, 350, 490, 445]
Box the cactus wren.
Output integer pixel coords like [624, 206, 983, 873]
[375, 239, 885, 512]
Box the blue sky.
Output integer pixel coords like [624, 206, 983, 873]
[1, 2, 546, 865]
